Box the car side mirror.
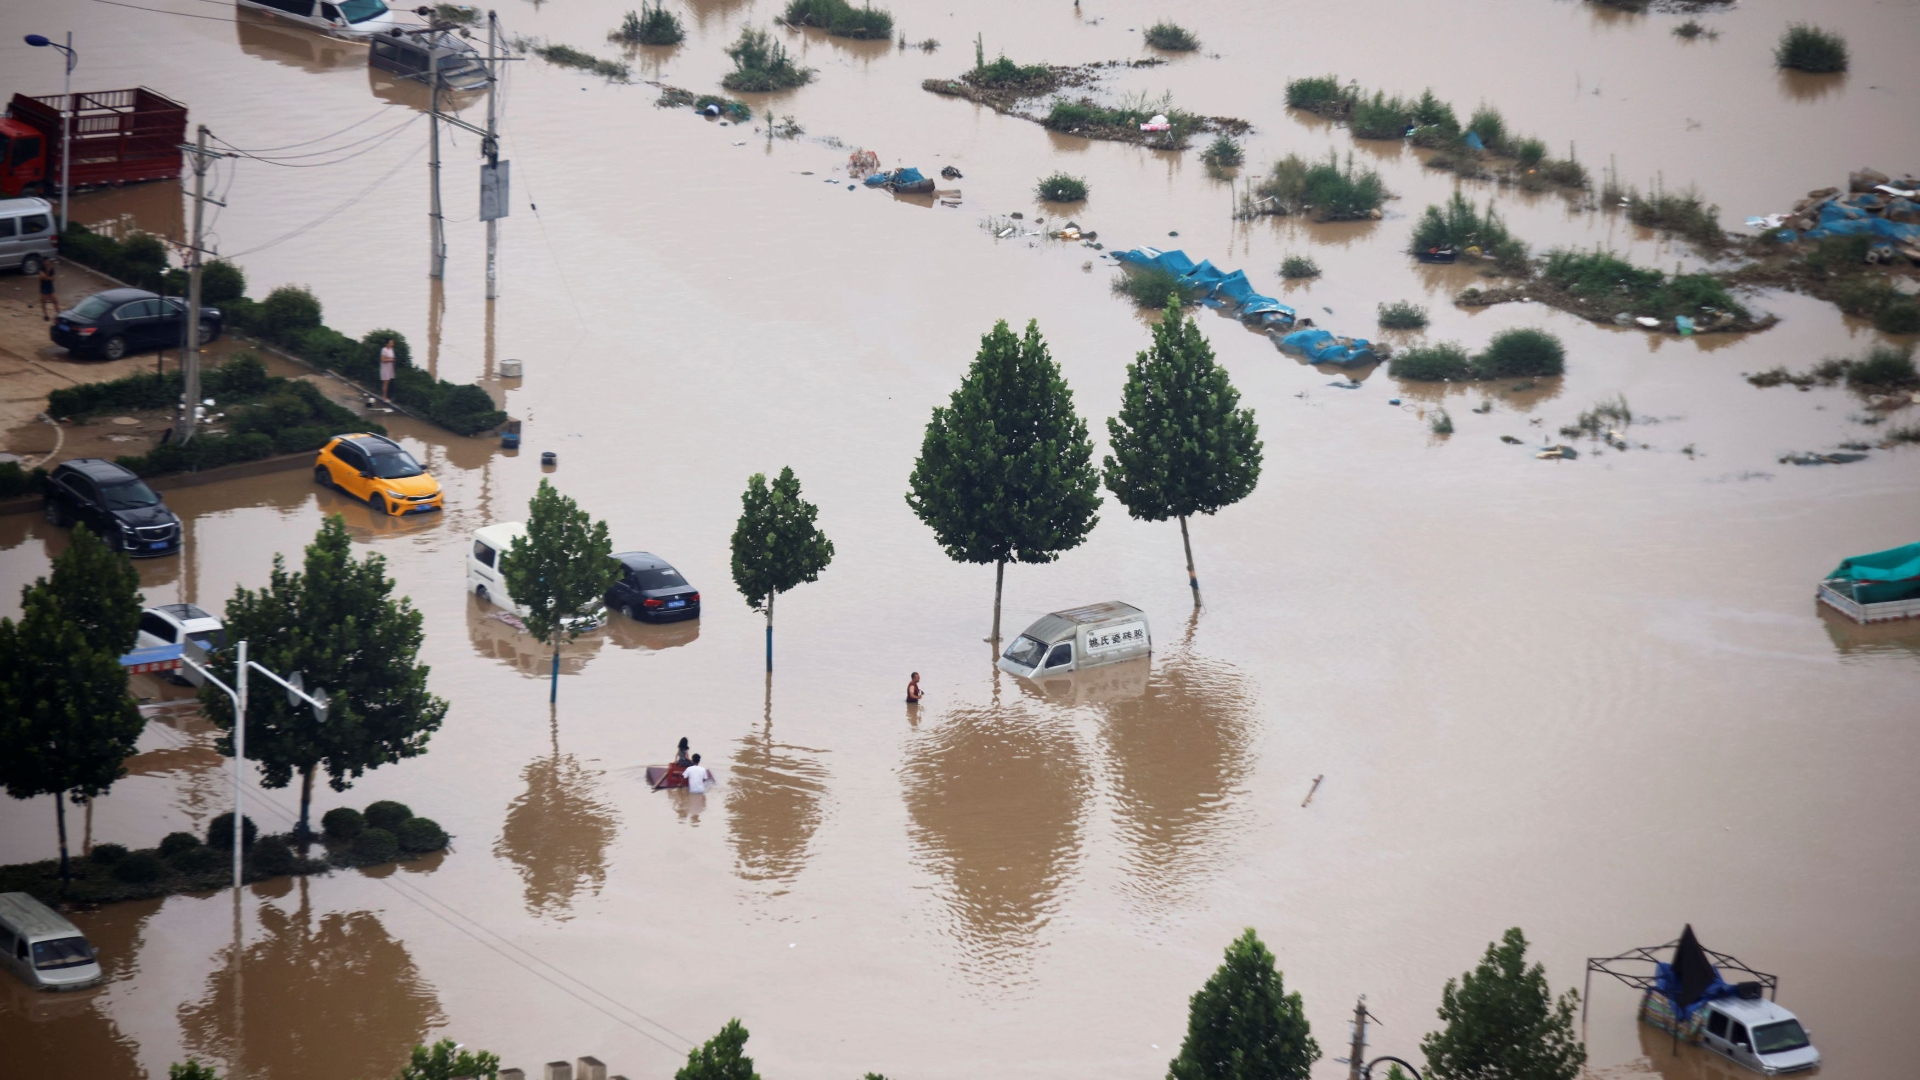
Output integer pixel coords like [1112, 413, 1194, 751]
[359, 471, 374, 478]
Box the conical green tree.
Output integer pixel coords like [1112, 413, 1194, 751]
[730, 466, 835, 672]
[907, 318, 1101, 642]
[1105, 299, 1262, 608]
[208, 515, 448, 837]
[1168, 928, 1319, 1080]
[1420, 928, 1585, 1080]
[676, 1019, 760, 1080]
[499, 479, 617, 702]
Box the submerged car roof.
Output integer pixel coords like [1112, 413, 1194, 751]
[1020, 601, 1147, 644]
[1708, 997, 1801, 1026]
[0, 892, 85, 940]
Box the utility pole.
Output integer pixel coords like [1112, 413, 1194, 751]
[484, 9, 499, 300]
[180, 124, 225, 443]
[1347, 995, 1373, 1080]
[428, 53, 445, 279]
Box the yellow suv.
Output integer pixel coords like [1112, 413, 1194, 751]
[314, 433, 444, 515]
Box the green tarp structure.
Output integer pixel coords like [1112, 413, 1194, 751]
[1827, 541, 1920, 604]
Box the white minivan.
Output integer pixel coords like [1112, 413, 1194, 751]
[0, 198, 57, 275]
[998, 601, 1152, 678]
[238, 0, 400, 39]
[1697, 996, 1821, 1075]
[0, 892, 103, 991]
[467, 522, 606, 630]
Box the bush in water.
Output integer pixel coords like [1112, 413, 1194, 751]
[723, 26, 815, 91]
[1476, 328, 1566, 378]
[364, 800, 414, 832]
[611, 1, 684, 45]
[1143, 19, 1198, 50]
[1377, 300, 1430, 329]
[89, 843, 129, 865]
[351, 827, 400, 865]
[322, 806, 366, 840]
[1390, 342, 1473, 382]
[159, 831, 202, 858]
[396, 817, 449, 853]
[250, 835, 297, 877]
[206, 812, 258, 852]
[1035, 172, 1089, 202]
[112, 851, 167, 884]
[1776, 24, 1847, 73]
[1279, 255, 1320, 279]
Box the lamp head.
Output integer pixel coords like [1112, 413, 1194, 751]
[24, 34, 52, 47]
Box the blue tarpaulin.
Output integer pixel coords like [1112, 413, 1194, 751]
[891, 167, 925, 185]
[1827, 541, 1920, 604]
[1464, 131, 1486, 151]
[1801, 201, 1920, 243]
[1279, 328, 1377, 365]
[1114, 247, 1296, 328]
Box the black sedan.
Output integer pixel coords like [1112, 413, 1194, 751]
[606, 552, 700, 622]
[42, 457, 182, 557]
[51, 288, 223, 361]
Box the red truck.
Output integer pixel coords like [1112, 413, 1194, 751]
[0, 88, 187, 198]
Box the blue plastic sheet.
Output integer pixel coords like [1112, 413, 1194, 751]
[1464, 131, 1486, 151]
[863, 172, 891, 187]
[1653, 962, 1735, 1022]
[1801, 201, 1920, 243]
[1279, 328, 1377, 365]
[1113, 247, 1296, 328]
[892, 167, 925, 185]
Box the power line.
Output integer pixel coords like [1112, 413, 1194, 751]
[225, 140, 424, 257]
[210, 106, 403, 155]
[85, 0, 236, 23]
[215, 114, 423, 168]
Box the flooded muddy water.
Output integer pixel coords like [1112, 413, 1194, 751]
[2, 0, 1918, 1077]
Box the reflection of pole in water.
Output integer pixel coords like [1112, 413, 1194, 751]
[426, 275, 444, 379]
[230, 885, 244, 1080]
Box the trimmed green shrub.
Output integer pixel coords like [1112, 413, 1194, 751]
[352, 827, 400, 865]
[90, 843, 130, 865]
[112, 851, 167, 883]
[250, 836, 297, 877]
[1390, 342, 1473, 381]
[160, 832, 202, 858]
[364, 800, 414, 832]
[260, 285, 323, 341]
[206, 812, 258, 853]
[1776, 24, 1847, 73]
[1143, 19, 1198, 51]
[396, 817, 449, 853]
[1476, 328, 1566, 378]
[170, 844, 225, 873]
[1036, 172, 1089, 202]
[322, 806, 366, 840]
[0, 462, 46, 499]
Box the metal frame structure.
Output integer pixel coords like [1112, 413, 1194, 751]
[1584, 938, 1782, 1056]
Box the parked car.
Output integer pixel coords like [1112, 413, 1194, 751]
[605, 552, 700, 622]
[135, 603, 226, 686]
[466, 522, 606, 630]
[998, 601, 1151, 678]
[50, 288, 222, 361]
[42, 458, 181, 556]
[0, 197, 56, 274]
[369, 27, 492, 92]
[237, 0, 401, 38]
[314, 432, 443, 515]
[0, 892, 102, 991]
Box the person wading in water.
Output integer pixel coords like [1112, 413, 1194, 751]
[906, 672, 923, 705]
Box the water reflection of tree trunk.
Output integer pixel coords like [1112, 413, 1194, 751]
[901, 704, 1090, 986]
[0, 899, 159, 1077]
[725, 680, 829, 894]
[178, 886, 444, 1080]
[494, 717, 620, 916]
[1095, 644, 1256, 909]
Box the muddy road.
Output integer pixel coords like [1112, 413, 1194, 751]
[2, 0, 1918, 1077]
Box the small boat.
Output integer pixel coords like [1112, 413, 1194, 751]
[645, 763, 719, 790]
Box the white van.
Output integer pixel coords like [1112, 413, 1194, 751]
[238, 0, 400, 38]
[135, 603, 226, 686]
[467, 522, 606, 630]
[0, 198, 57, 275]
[0, 892, 103, 991]
[1697, 997, 1821, 1075]
[998, 601, 1151, 678]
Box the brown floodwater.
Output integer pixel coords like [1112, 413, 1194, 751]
[3, 0, 1919, 1077]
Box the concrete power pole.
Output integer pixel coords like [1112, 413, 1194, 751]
[181, 124, 211, 443]
[484, 9, 499, 300]
[1347, 995, 1371, 1080]
[428, 52, 445, 279]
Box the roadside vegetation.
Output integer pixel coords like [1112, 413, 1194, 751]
[1242, 151, 1387, 221]
[1377, 300, 1430, 329]
[1279, 255, 1321, 279]
[1143, 19, 1199, 51]
[1390, 329, 1567, 381]
[1036, 172, 1089, 202]
[1776, 24, 1848, 73]
[782, 0, 893, 40]
[723, 26, 815, 91]
[610, 2, 684, 46]
[729, 467, 835, 671]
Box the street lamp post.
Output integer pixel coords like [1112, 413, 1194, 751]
[21, 33, 76, 232]
[179, 641, 330, 889]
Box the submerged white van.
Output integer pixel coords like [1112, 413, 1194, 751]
[238, 0, 400, 38]
[0, 892, 103, 991]
[466, 522, 606, 630]
[998, 601, 1151, 678]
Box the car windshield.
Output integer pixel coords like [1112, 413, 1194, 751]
[71, 295, 114, 320]
[31, 936, 95, 970]
[368, 449, 424, 479]
[340, 0, 387, 22]
[1752, 1020, 1810, 1055]
[1002, 635, 1049, 669]
[187, 629, 227, 652]
[102, 480, 161, 509]
[630, 568, 685, 591]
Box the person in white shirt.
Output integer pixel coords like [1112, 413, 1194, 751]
[683, 753, 712, 794]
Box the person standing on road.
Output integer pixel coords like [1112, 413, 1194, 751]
[683, 753, 712, 795]
[37, 255, 59, 321]
[380, 338, 397, 399]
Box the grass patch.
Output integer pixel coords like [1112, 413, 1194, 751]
[723, 26, 816, 91]
[610, 2, 684, 46]
[1247, 151, 1387, 221]
[1429, 407, 1454, 436]
[1036, 172, 1089, 202]
[1377, 300, 1430, 329]
[1389, 330, 1566, 381]
[1876, 302, 1920, 334]
[1391, 342, 1473, 381]
[1674, 20, 1717, 40]
[1112, 266, 1196, 309]
[1285, 75, 1352, 116]
[783, 0, 894, 40]
[694, 94, 753, 120]
[433, 4, 480, 26]
[1143, 19, 1199, 51]
[1846, 344, 1919, 391]
[1540, 248, 1750, 322]
[1410, 191, 1511, 253]
[534, 43, 631, 80]
[970, 54, 1053, 88]
[1626, 183, 1724, 246]
[1280, 255, 1321, 279]
[1776, 23, 1847, 73]
[1044, 90, 1203, 147]
[1560, 394, 1634, 439]
[1200, 133, 1243, 169]
[1351, 90, 1414, 140]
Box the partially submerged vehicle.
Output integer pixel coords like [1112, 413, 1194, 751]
[368, 26, 491, 92]
[1587, 925, 1820, 1076]
[998, 602, 1151, 678]
[135, 603, 225, 686]
[466, 522, 607, 631]
[1817, 541, 1920, 624]
[0, 892, 103, 991]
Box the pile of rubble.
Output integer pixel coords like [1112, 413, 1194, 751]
[1751, 167, 1920, 264]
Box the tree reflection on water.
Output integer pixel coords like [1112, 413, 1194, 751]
[725, 695, 830, 895]
[178, 884, 444, 1080]
[494, 721, 620, 917]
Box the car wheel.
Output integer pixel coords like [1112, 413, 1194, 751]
[372, 493, 394, 516]
[20, 254, 43, 276]
[622, 603, 637, 620]
[198, 321, 219, 345]
[314, 465, 333, 488]
[102, 335, 129, 361]
[104, 529, 125, 553]
[43, 500, 68, 527]
[475, 584, 489, 603]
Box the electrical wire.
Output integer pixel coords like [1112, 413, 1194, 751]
[216, 114, 423, 169]
[225, 140, 425, 257]
[85, 0, 236, 22]
[210, 106, 403, 156]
